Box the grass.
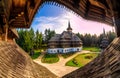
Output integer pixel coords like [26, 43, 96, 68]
[66, 53, 98, 67]
[31, 49, 45, 59]
[61, 52, 75, 58]
[83, 47, 100, 52]
[31, 50, 41, 59]
[34, 50, 41, 52]
[34, 49, 44, 52]
[41, 53, 59, 64]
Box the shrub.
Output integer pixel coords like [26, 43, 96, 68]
[84, 56, 93, 59]
[41, 53, 59, 63]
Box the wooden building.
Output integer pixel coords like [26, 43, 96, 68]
[1, 0, 120, 78]
[47, 22, 82, 53]
[100, 28, 109, 51]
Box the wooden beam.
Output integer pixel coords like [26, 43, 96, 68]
[29, 0, 35, 9]
[106, 0, 114, 16]
[24, 2, 29, 23]
[84, 0, 90, 17]
[5, 24, 8, 41]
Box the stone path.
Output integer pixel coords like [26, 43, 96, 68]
[34, 51, 99, 77]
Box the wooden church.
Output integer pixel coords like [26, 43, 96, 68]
[47, 22, 82, 53]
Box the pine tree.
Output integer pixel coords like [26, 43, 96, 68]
[35, 29, 43, 50]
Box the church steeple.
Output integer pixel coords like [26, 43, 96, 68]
[103, 28, 105, 37]
[67, 21, 72, 32]
[100, 28, 109, 52]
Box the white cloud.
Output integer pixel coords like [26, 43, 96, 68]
[31, 11, 115, 35]
[31, 11, 72, 34]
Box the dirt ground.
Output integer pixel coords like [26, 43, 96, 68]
[34, 51, 99, 77]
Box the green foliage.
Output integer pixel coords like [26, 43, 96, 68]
[66, 53, 98, 67]
[66, 60, 80, 67]
[16, 28, 56, 54]
[16, 28, 43, 53]
[24, 30, 33, 52]
[29, 28, 35, 48]
[16, 29, 25, 50]
[83, 47, 100, 52]
[84, 56, 93, 59]
[41, 54, 59, 63]
[76, 31, 116, 47]
[34, 49, 41, 52]
[76, 33, 98, 47]
[44, 29, 56, 44]
[107, 31, 116, 43]
[61, 52, 75, 58]
[16, 29, 34, 52]
[34, 30, 43, 50]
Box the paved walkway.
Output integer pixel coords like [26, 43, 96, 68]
[34, 51, 99, 77]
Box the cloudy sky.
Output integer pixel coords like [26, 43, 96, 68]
[31, 4, 115, 35]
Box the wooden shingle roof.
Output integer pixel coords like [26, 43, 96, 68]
[1, 0, 120, 29]
[49, 31, 81, 42]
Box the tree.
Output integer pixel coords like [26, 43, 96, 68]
[83, 34, 92, 46]
[107, 31, 116, 43]
[16, 28, 35, 52]
[29, 28, 35, 49]
[91, 34, 98, 47]
[44, 29, 56, 44]
[35, 29, 43, 50]
[23, 30, 32, 52]
[16, 29, 25, 48]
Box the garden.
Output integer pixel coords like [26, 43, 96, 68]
[66, 53, 98, 67]
[61, 52, 75, 58]
[41, 53, 59, 63]
[31, 50, 41, 59]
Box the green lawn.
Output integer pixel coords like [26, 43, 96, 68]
[66, 53, 98, 67]
[31, 50, 41, 59]
[34, 49, 44, 52]
[61, 52, 75, 58]
[83, 47, 100, 52]
[41, 54, 59, 64]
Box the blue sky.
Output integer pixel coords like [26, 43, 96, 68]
[31, 4, 115, 35]
[34, 4, 64, 17]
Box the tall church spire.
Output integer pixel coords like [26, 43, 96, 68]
[103, 28, 105, 36]
[67, 21, 72, 32]
[100, 28, 109, 52]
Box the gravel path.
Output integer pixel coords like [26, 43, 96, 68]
[34, 51, 99, 77]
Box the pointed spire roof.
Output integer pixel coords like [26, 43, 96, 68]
[103, 28, 105, 36]
[102, 28, 108, 40]
[67, 21, 72, 31]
